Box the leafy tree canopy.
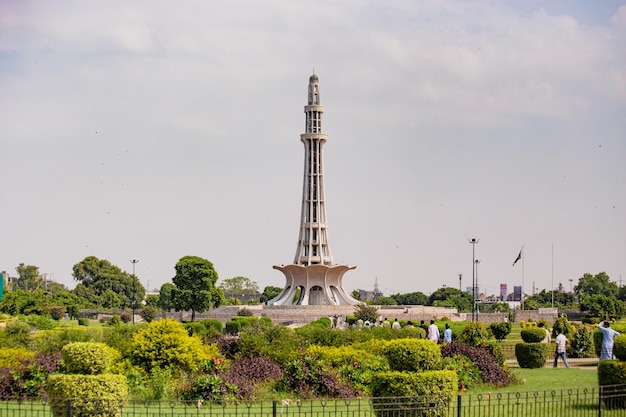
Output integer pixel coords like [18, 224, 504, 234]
[390, 291, 429, 306]
[260, 285, 283, 304]
[579, 294, 624, 319]
[429, 287, 473, 312]
[158, 282, 176, 311]
[524, 289, 576, 309]
[15, 263, 43, 291]
[219, 276, 259, 298]
[72, 256, 145, 309]
[575, 272, 618, 298]
[172, 256, 224, 321]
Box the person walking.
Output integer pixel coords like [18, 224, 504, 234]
[553, 331, 569, 368]
[443, 323, 452, 343]
[427, 320, 440, 343]
[598, 321, 621, 361]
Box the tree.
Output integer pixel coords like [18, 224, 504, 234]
[353, 303, 379, 323]
[72, 256, 145, 309]
[260, 285, 282, 304]
[158, 283, 176, 311]
[579, 294, 624, 319]
[390, 291, 429, 306]
[351, 289, 361, 301]
[219, 276, 259, 299]
[15, 263, 43, 291]
[171, 256, 224, 322]
[428, 287, 473, 312]
[372, 296, 398, 305]
[575, 272, 618, 298]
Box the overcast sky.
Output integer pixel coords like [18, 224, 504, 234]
[1, 1, 625, 298]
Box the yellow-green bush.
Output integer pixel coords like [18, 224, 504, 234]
[47, 374, 128, 417]
[62, 342, 115, 375]
[304, 345, 390, 395]
[129, 318, 211, 374]
[382, 339, 441, 372]
[371, 370, 458, 417]
[0, 347, 35, 368]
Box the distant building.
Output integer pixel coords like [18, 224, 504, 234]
[499, 283, 507, 301]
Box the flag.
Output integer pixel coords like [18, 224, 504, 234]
[512, 247, 523, 266]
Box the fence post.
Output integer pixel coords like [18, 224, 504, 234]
[272, 399, 277, 417]
[598, 386, 602, 417]
[457, 393, 462, 417]
[67, 398, 72, 417]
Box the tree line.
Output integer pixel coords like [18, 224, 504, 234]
[1, 256, 624, 321]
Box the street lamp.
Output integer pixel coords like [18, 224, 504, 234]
[468, 238, 479, 322]
[474, 260, 481, 318]
[458, 273, 462, 292]
[130, 259, 139, 324]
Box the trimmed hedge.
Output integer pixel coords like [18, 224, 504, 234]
[47, 374, 128, 417]
[520, 328, 548, 343]
[515, 343, 552, 369]
[382, 339, 441, 372]
[62, 342, 113, 375]
[598, 360, 626, 409]
[614, 334, 626, 361]
[224, 316, 271, 334]
[371, 370, 458, 417]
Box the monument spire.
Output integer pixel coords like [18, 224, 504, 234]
[270, 74, 358, 306]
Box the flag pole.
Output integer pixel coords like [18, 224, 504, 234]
[521, 246, 525, 310]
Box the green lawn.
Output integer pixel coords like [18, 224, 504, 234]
[470, 367, 598, 394]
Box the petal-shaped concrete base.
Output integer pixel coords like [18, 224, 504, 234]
[269, 264, 359, 305]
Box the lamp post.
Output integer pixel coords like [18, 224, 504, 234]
[458, 273, 462, 292]
[130, 259, 139, 324]
[468, 238, 479, 322]
[474, 260, 480, 318]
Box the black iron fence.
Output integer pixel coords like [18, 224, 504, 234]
[1, 385, 625, 417]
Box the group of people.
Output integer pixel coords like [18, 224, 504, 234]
[420, 319, 452, 344]
[546, 320, 621, 368]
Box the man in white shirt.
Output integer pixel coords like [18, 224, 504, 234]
[553, 331, 569, 368]
[427, 320, 440, 343]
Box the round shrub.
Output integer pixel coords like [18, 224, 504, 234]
[78, 318, 90, 326]
[515, 343, 551, 369]
[489, 322, 512, 342]
[130, 318, 212, 373]
[459, 323, 491, 347]
[62, 342, 114, 375]
[614, 334, 626, 361]
[382, 339, 441, 372]
[520, 328, 547, 343]
[201, 319, 223, 333]
[224, 319, 241, 334]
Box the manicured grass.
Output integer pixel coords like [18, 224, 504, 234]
[470, 367, 598, 393]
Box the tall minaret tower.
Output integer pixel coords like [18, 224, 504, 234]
[270, 74, 359, 306]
